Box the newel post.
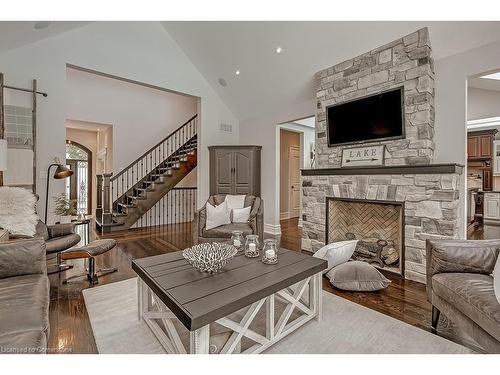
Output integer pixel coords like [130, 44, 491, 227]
[102, 173, 113, 225]
[96, 174, 103, 221]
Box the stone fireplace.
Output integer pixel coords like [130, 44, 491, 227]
[327, 197, 404, 275]
[300, 28, 464, 283]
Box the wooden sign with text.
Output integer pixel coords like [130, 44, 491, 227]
[341, 145, 384, 167]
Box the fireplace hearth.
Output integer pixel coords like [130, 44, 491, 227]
[326, 197, 404, 276]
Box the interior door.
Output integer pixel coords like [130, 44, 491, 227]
[288, 146, 301, 218]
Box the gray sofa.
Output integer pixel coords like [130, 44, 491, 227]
[426, 239, 500, 353]
[0, 238, 50, 354]
[193, 194, 264, 245]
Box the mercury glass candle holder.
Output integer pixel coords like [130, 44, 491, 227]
[230, 230, 244, 250]
[262, 239, 278, 264]
[244, 235, 260, 258]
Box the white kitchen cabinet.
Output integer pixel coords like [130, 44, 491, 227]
[484, 192, 500, 221]
[494, 140, 500, 176]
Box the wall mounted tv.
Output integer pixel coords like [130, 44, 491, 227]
[326, 87, 405, 146]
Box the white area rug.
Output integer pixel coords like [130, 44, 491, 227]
[82, 277, 473, 354]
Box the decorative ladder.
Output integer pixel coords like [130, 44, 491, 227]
[96, 115, 198, 233]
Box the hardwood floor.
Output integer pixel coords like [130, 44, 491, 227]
[47, 218, 441, 354]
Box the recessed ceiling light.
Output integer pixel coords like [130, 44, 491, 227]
[480, 72, 500, 80]
[276, 46, 283, 54]
[218, 78, 227, 87]
[235, 70, 240, 76]
[34, 21, 52, 30]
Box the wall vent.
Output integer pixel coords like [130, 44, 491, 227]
[219, 123, 233, 133]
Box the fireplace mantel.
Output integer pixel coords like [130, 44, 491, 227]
[301, 163, 464, 177]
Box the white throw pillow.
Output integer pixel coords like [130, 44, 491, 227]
[313, 240, 358, 274]
[225, 195, 246, 210]
[232, 206, 251, 223]
[494, 255, 500, 304]
[0, 187, 38, 237]
[206, 200, 231, 230]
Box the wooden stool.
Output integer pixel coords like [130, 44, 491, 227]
[61, 239, 117, 285]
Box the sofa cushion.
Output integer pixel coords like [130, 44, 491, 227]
[432, 272, 500, 342]
[45, 233, 81, 254]
[0, 274, 50, 337]
[202, 223, 253, 238]
[0, 239, 47, 278]
[0, 330, 47, 354]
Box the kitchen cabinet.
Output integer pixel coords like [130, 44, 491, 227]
[467, 136, 480, 159]
[484, 169, 493, 191]
[467, 130, 497, 160]
[484, 192, 500, 221]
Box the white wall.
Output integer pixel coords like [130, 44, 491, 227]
[0, 22, 239, 223]
[239, 100, 316, 233]
[435, 39, 500, 237]
[467, 87, 500, 121]
[66, 68, 197, 173]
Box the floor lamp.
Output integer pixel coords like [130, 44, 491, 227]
[44, 158, 73, 223]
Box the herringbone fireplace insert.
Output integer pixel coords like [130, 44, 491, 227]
[326, 197, 404, 275]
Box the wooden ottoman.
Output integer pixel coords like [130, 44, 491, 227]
[61, 239, 118, 284]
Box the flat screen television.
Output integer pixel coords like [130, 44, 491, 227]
[326, 87, 404, 146]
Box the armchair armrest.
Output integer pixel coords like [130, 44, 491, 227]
[426, 239, 500, 301]
[48, 223, 76, 238]
[192, 205, 207, 245]
[0, 238, 47, 278]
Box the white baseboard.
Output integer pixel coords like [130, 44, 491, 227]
[279, 212, 289, 220]
[264, 223, 282, 236]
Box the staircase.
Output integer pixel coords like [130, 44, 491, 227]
[96, 115, 198, 233]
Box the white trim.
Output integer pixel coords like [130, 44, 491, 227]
[298, 218, 303, 227]
[279, 211, 290, 220]
[264, 223, 282, 235]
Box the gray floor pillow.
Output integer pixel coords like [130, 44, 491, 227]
[326, 260, 391, 291]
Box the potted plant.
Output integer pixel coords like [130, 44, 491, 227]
[53, 193, 77, 223]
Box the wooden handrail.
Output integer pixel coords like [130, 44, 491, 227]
[111, 114, 197, 181]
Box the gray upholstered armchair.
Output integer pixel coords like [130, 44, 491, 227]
[193, 194, 263, 245]
[9, 220, 81, 273]
[426, 239, 500, 353]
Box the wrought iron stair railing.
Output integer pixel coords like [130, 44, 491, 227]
[96, 114, 197, 230]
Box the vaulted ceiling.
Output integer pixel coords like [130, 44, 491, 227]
[2, 21, 500, 122]
[163, 21, 500, 121]
[0, 21, 89, 53]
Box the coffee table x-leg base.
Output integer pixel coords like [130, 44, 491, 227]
[138, 272, 323, 354]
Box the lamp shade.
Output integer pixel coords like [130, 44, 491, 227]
[0, 139, 7, 171]
[53, 164, 73, 179]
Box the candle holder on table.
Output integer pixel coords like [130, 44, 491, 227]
[244, 234, 260, 258]
[262, 239, 278, 264]
[230, 230, 244, 251]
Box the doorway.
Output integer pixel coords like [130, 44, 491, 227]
[466, 68, 500, 239]
[276, 116, 316, 236]
[66, 141, 91, 215]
